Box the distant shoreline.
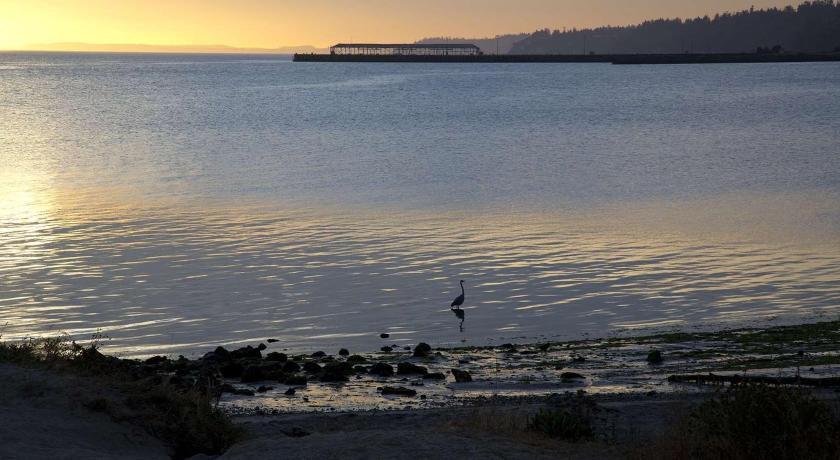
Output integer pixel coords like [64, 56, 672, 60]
[294, 52, 840, 65]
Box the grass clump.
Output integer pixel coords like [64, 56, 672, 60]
[0, 334, 242, 459]
[124, 385, 241, 459]
[528, 407, 594, 441]
[528, 392, 596, 442]
[645, 384, 840, 460]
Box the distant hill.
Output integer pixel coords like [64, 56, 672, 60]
[511, 0, 840, 54]
[23, 43, 328, 54]
[415, 34, 530, 55]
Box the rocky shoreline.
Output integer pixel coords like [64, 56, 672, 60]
[121, 319, 840, 414]
[3, 319, 839, 459]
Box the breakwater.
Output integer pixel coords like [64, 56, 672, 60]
[294, 52, 840, 64]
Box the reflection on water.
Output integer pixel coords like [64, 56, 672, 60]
[2, 54, 839, 356]
[1, 185, 838, 357]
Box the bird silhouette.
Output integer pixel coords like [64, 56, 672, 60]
[450, 280, 466, 332]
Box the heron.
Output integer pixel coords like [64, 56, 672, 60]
[450, 280, 466, 332]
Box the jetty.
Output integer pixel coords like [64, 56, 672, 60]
[294, 43, 840, 64]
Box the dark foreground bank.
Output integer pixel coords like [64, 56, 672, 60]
[2, 320, 840, 459]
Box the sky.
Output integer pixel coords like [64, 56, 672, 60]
[0, 0, 797, 50]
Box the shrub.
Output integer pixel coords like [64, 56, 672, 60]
[650, 384, 840, 460]
[528, 407, 594, 441]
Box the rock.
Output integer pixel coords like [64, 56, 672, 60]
[397, 362, 428, 375]
[561, 372, 586, 380]
[220, 362, 245, 378]
[284, 387, 296, 396]
[538, 343, 551, 352]
[353, 365, 368, 374]
[338, 348, 350, 356]
[144, 355, 168, 365]
[213, 346, 231, 359]
[420, 394, 427, 400]
[369, 363, 395, 377]
[346, 355, 367, 364]
[451, 369, 472, 383]
[647, 350, 664, 364]
[241, 365, 265, 383]
[283, 374, 307, 385]
[282, 361, 301, 373]
[267, 338, 279, 343]
[380, 333, 390, 339]
[311, 351, 326, 358]
[403, 346, 411, 351]
[423, 372, 446, 380]
[381, 386, 417, 397]
[321, 362, 353, 382]
[413, 343, 432, 358]
[303, 362, 323, 374]
[257, 343, 267, 351]
[257, 385, 273, 393]
[230, 345, 262, 360]
[221, 384, 255, 397]
[500, 343, 517, 351]
[381, 346, 393, 353]
[571, 355, 586, 363]
[265, 352, 288, 362]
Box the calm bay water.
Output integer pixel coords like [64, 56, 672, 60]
[1, 53, 839, 356]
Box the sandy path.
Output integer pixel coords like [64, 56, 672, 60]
[221, 404, 633, 459]
[0, 364, 168, 460]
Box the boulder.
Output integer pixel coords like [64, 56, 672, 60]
[647, 350, 664, 364]
[380, 333, 390, 339]
[220, 362, 245, 378]
[560, 372, 586, 380]
[256, 385, 273, 393]
[283, 374, 307, 385]
[369, 363, 395, 377]
[303, 362, 323, 374]
[213, 346, 231, 359]
[380, 346, 393, 353]
[346, 355, 367, 365]
[230, 345, 262, 360]
[282, 361, 301, 373]
[284, 387, 296, 396]
[257, 343, 267, 351]
[381, 386, 417, 397]
[320, 362, 353, 382]
[241, 365, 265, 383]
[413, 343, 432, 357]
[423, 372, 446, 380]
[144, 355, 168, 365]
[267, 338, 279, 343]
[397, 362, 428, 375]
[450, 369, 472, 383]
[265, 352, 288, 362]
[311, 351, 326, 358]
[338, 348, 350, 356]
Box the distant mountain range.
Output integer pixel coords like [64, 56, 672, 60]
[511, 0, 840, 54]
[23, 43, 329, 54]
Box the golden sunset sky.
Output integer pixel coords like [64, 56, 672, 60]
[0, 0, 796, 50]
